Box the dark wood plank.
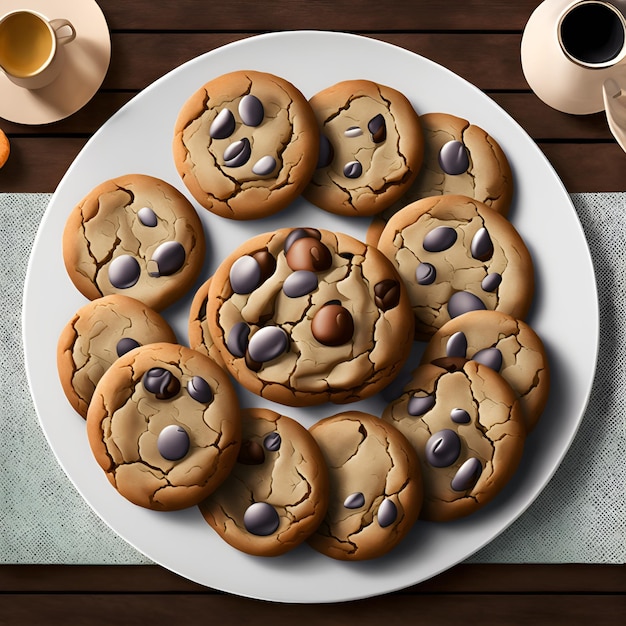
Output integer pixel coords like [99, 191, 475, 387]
[97, 0, 540, 31]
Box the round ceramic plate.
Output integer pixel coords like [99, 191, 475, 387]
[23, 32, 598, 603]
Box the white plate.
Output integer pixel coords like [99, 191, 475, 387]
[22, 31, 598, 603]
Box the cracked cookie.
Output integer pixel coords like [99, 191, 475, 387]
[367, 112, 513, 245]
[375, 194, 534, 340]
[307, 411, 422, 561]
[198, 407, 329, 557]
[173, 70, 319, 220]
[188, 276, 225, 367]
[86, 342, 242, 511]
[57, 294, 177, 418]
[303, 79, 424, 217]
[62, 174, 206, 311]
[382, 359, 525, 521]
[421, 310, 550, 432]
[206, 227, 415, 406]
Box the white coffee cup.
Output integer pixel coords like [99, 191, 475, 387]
[0, 9, 76, 90]
[521, 0, 626, 152]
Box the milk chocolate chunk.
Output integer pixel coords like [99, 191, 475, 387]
[247, 326, 289, 362]
[187, 375, 213, 404]
[311, 303, 354, 346]
[238, 440, 265, 465]
[416, 262, 436, 285]
[446, 331, 468, 358]
[343, 160, 363, 179]
[408, 394, 435, 416]
[116, 337, 140, 357]
[451, 457, 483, 492]
[284, 228, 322, 253]
[344, 492, 365, 509]
[209, 108, 236, 139]
[448, 291, 486, 318]
[471, 227, 494, 261]
[450, 408, 471, 424]
[238, 94, 264, 127]
[143, 367, 180, 399]
[149, 241, 186, 277]
[109, 255, 141, 289]
[368, 113, 386, 143]
[285, 237, 332, 272]
[263, 432, 281, 452]
[157, 425, 190, 461]
[426, 429, 461, 468]
[282, 270, 318, 298]
[473, 347, 503, 372]
[423, 226, 457, 252]
[377, 498, 397, 528]
[137, 206, 158, 227]
[374, 279, 401, 311]
[226, 322, 250, 357]
[481, 272, 502, 292]
[224, 138, 252, 168]
[252, 249, 277, 283]
[438, 140, 470, 175]
[244, 502, 280, 536]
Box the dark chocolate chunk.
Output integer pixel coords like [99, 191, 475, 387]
[229, 255, 262, 294]
[226, 322, 250, 358]
[473, 347, 503, 372]
[407, 394, 435, 416]
[247, 326, 289, 362]
[451, 457, 482, 491]
[285, 237, 332, 272]
[374, 279, 401, 311]
[251, 249, 277, 284]
[368, 113, 387, 143]
[149, 241, 186, 277]
[450, 408, 471, 424]
[263, 432, 281, 452]
[187, 376, 213, 404]
[481, 273, 502, 292]
[471, 227, 494, 261]
[432, 356, 468, 372]
[137, 206, 158, 227]
[425, 429, 462, 468]
[311, 303, 354, 346]
[343, 160, 363, 179]
[209, 108, 236, 139]
[377, 498, 397, 528]
[282, 270, 318, 298]
[252, 155, 277, 176]
[238, 440, 265, 465]
[423, 226, 457, 252]
[223, 137, 252, 168]
[239, 94, 264, 127]
[109, 255, 140, 289]
[157, 424, 190, 461]
[446, 331, 468, 358]
[447, 291, 486, 318]
[416, 262, 437, 285]
[344, 492, 365, 509]
[116, 337, 140, 357]
[143, 368, 180, 400]
[243, 502, 280, 536]
[438, 140, 470, 175]
[317, 134, 334, 169]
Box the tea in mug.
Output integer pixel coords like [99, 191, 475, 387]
[0, 12, 53, 77]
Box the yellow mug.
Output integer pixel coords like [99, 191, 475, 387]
[0, 9, 76, 89]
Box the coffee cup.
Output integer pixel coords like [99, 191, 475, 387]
[521, 0, 626, 152]
[0, 10, 76, 90]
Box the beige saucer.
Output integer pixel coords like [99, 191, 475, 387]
[0, 0, 110, 125]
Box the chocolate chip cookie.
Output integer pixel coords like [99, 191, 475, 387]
[57, 294, 177, 418]
[382, 359, 525, 521]
[375, 194, 534, 340]
[307, 411, 422, 561]
[420, 310, 550, 432]
[199, 407, 329, 557]
[62, 174, 206, 311]
[86, 342, 242, 511]
[303, 79, 424, 217]
[206, 227, 415, 406]
[173, 70, 319, 220]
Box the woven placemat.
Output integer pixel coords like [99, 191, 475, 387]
[1, 192, 624, 564]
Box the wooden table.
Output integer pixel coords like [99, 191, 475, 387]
[1, 1, 624, 623]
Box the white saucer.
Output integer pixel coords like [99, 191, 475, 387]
[0, 0, 111, 125]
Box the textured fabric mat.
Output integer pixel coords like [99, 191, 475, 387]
[1, 192, 624, 564]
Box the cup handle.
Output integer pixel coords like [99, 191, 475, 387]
[602, 77, 626, 153]
[50, 18, 76, 45]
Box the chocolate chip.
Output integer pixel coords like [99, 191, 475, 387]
[344, 492, 365, 509]
[311, 303, 354, 346]
[251, 155, 277, 176]
[473, 347, 503, 372]
[447, 291, 486, 318]
[223, 137, 252, 168]
[431, 356, 468, 372]
[116, 337, 140, 357]
[282, 270, 318, 298]
[482, 273, 502, 292]
[368, 113, 386, 143]
[446, 331, 468, 358]
[284, 228, 322, 253]
[407, 394, 435, 416]
[471, 227, 494, 261]
[157, 424, 190, 461]
[345, 126, 363, 137]
[109, 255, 140, 289]
[238, 440, 265, 465]
[438, 140, 470, 175]
[187, 376, 213, 404]
[229, 255, 262, 294]
[252, 249, 277, 284]
[451, 408, 471, 424]
[423, 226, 457, 252]
[243, 502, 280, 536]
[426, 429, 461, 468]
[210, 108, 236, 139]
[239, 94, 264, 127]
[285, 237, 332, 272]
[263, 432, 281, 452]
[137, 207, 158, 227]
[374, 279, 401, 311]
[416, 262, 436, 285]
[451, 457, 482, 491]
[143, 368, 180, 399]
[244, 350, 263, 372]
[343, 160, 362, 178]
[226, 322, 250, 358]
[377, 498, 397, 528]
[248, 326, 289, 362]
[317, 134, 334, 169]
[148, 241, 186, 277]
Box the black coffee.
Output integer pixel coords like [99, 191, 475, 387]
[560, 1, 625, 64]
